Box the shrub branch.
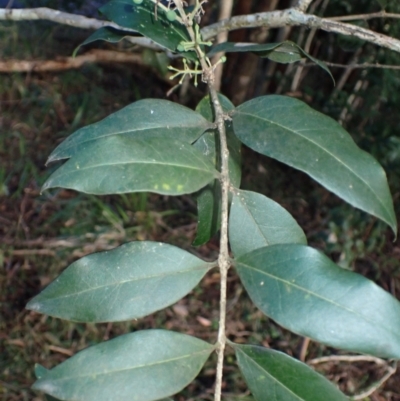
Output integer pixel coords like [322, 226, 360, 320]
[172, 2, 230, 400]
[201, 9, 400, 54]
[0, 7, 159, 49]
[3, 7, 400, 55]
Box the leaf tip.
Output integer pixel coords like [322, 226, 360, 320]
[26, 298, 41, 312]
[34, 363, 49, 380]
[40, 181, 50, 194]
[45, 152, 58, 166]
[31, 378, 57, 395]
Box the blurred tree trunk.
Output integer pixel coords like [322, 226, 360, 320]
[223, 0, 291, 104]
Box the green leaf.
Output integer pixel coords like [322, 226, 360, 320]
[232, 95, 397, 235]
[100, 0, 196, 60]
[261, 41, 303, 63]
[235, 244, 400, 359]
[82, 26, 139, 45]
[208, 41, 280, 57]
[192, 129, 221, 246]
[208, 41, 332, 80]
[192, 94, 241, 246]
[195, 93, 236, 122]
[32, 330, 214, 401]
[209, 41, 297, 62]
[193, 178, 222, 246]
[74, 26, 141, 57]
[229, 189, 306, 257]
[26, 241, 211, 322]
[35, 364, 49, 380]
[35, 365, 61, 401]
[234, 344, 348, 401]
[43, 137, 218, 196]
[48, 99, 212, 163]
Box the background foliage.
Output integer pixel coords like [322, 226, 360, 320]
[1, 0, 400, 400]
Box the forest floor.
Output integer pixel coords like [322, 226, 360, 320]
[1, 18, 400, 401]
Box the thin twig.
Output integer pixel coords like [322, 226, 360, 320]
[306, 61, 400, 69]
[0, 49, 143, 72]
[10, 249, 56, 256]
[4, 7, 400, 56]
[0, 7, 121, 29]
[352, 362, 397, 401]
[212, 0, 234, 90]
[0, 7, 162, 50]
[201, 9, 400, 55]
[308, 355, 388, 365]
[308, 355, 398, 400]
[291, 0, 329, 92]
[295, 0, 314, 13]
[329, 11, 400, 22]
[299, 337, 310, 362]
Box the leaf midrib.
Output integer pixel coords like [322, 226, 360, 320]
[50, 159, 217, 178]
[43, 263, 209, 300]
[237, 256, 396, 338]
[234, 193, 270, 248]
[236, 109, 390, 221]
[237, 347, 305, 401]
[56, 125, 204, 154]
[42, 348, 212, 383]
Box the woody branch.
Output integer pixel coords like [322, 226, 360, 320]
[2, 6, 400, 55]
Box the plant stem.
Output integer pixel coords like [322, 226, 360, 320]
[173, 2, 231, 400]
[209, 85, 230, 401]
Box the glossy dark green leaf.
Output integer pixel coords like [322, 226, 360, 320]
[192, 129, 221, 246]
[100, 0, 196, 60]
[234, 344, 348, 401]
[262, 42, 303, 63]
[207, 41, 278, 57]
[27, 241, 211, 322]
[208, 41, 332, 80]
[235, 244, 400, 359]
[81, 26, 139, 45]
[43, 137, 218, 196]
[209, 41, 297, 61]
[32, 330, 214, 401]
[193, 94, 241, 245]
[34, 356, 178, 401]
[195, 93, 236, 122]
[48, 99, 212, 163]
[193, 178, 222, 246]
[73, 26, 140, 57]
[232, 95, 397, 234]
[229, 189, 306, 257]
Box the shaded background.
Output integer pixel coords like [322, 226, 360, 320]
[1, 0, 400, 400]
